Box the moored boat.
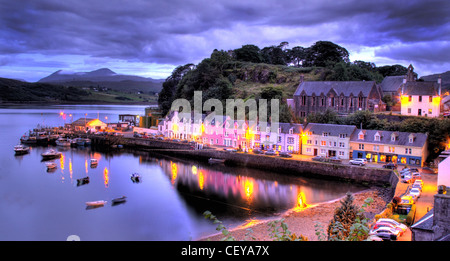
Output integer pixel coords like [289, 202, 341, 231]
[131, 173, 141, 183]
[76, 176, 90, 186]
[85, 200, 107, 207]
[55, 138, 71, 147]
[14, 144, 30, 155]
[20, 135, 37, 145]
[84, 138, 91, 146]
[45, 162, 57, 169]
[208, 158, 225, 164]
[76, 138, 85, 146]
[41, 149, 62, 160]
[112, 196, 127, 205]
[90, 158, 98, 167]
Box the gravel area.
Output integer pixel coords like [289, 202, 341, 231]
[200, 187, 394, 241]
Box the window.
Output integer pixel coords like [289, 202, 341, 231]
[358, 97, 363, 108]
[278, 136, 282, 143]
[306, 148, 311, 153]
[358, 144, 364, 150]
[339, 151, 345, 156]
[322, 132, 328, 137]
[339, 142, 345, 148]
[358, 134, 364, 140]
[301, 95, 307, 105]
[321, 97, 325, 106]
[374, 135, 380, 141]
[307, 139, 312, 145]
[408, 96, 412, 102]
[419, 96, 422, 102]
[320, 149, 326, 154]
[429, 96, 433, 103]
[373, 145, 379, 151]
[389, 146, 395, 153]
[265, 135, 270, 141]
[429, 109, 432, 115]
[408, 108, 411, 114]
[339, 134, 346, 138]
[289, 129, 293, 134]
[288, 137, 295, 144]
[321, 141, 327, 146]
[255, 134, 260, 140]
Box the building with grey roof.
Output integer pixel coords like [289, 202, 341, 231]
[302, 123, 357, 159]
[292, 76, 385, 118]
[350, 128, 428, 166]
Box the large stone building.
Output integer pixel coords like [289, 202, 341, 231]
[293, 76, 385, 118]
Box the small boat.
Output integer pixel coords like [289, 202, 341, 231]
[45, 162, 57, 169]
[41, 149, 62, 160]
[55, 138, 71, 147]
[112, 196, 127, 205]
[208, 158, 225, 164]
[20, 135, 37, 144]
[77, 176, 90, 186]
[76, 138, 85, 146]
[14, 144, 30, 155]
[90, 158, 98, 167]
[85, 200, 107, 207]
[131, 173, 141, 183]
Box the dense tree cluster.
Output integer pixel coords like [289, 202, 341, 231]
[158, 40, 410, 120]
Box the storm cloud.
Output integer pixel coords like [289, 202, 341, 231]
[0, 0, 449, 81]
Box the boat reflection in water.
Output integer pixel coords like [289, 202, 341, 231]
[151, 155, 367, 223]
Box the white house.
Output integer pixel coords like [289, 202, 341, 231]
[438, 156, 450, 188]
[400, 65, 442, 117]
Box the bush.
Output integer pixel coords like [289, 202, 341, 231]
[406, 204, 416, 225]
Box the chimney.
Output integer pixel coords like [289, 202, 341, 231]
[438, 75, 442, 96]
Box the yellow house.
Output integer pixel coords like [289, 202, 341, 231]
[350, 129, 428, 167]
[71, 118, 107, 132]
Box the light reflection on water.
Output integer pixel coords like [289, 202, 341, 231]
[0, 105, 367, 240]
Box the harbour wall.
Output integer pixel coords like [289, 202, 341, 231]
[91, 136, 399, 188]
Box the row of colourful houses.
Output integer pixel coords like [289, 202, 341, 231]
[158, 111, 429, 166]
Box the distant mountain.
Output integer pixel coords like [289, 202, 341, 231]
[420, 70, 450, 91]
[38, 68, 164, 94]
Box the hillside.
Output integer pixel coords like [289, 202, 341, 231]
[39, 68, 164, 94]
[0, 77, 157, 104]
[420, 70, 450, 92]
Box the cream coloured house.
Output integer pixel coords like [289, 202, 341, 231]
[400, 65, 442, 117]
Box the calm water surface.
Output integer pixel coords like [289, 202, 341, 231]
[0, 105, 367, 241]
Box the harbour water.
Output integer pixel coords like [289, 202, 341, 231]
[0, 104, 367, 241]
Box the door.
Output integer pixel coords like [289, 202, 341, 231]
[418, 109, 422, 116]
[313, 148, 318, 156]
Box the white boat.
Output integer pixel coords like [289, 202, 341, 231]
[45, 162, 57, 169]
[41, 149, 62, 160]
[208, 158, 225, 164]
[90, 158, 98, 167]
[55, 138, 71, 147]
[86, 200, 107, 207]
[130, 173, 141, 183]
[20, 135, 37, 144]
[14, 144, 30, 155]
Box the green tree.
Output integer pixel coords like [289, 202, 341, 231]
[304, 41, 350, 67]
[234, 44, 263, 63]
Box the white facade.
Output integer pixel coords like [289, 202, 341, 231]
[401, 94, 441, 117]
[438, 156, 450, 188]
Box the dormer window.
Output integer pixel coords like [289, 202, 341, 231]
[374, 134, 380, 141]
[289, 129, 293, 135]
[391, 133, 398, 141]
[278, 127, 281, 134]
[408, 134, 415, 143]
[322, 132, 328, 137]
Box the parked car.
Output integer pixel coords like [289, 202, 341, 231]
[279, 151, 292, 158]
[376, 218, 408, 234]
[252, 149, 263, 154]
[329, 156, 342, 163]
[349, 158, 367, 166]
[412, 172, 422, 180]
[371, 222, 405, 236]
[369, 227, 400, 240]
[421, 167, 436, 174]
[409, 187, 421, 199]
[414, 179, 424, 187]
[312, 156, 325, 162]
[265, 150, 276, 155]
[383, 162, 397, 169]
[412, 183, 423, 192]
[401, 174, 413, 183]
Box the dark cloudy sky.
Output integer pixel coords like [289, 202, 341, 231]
[1, 0, 449, 82]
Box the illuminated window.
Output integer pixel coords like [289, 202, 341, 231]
[321, 141, 327, 146]
[429, 109, 432, 114]
[401, 157, 407, 164]
[389, 146, 395, 153]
